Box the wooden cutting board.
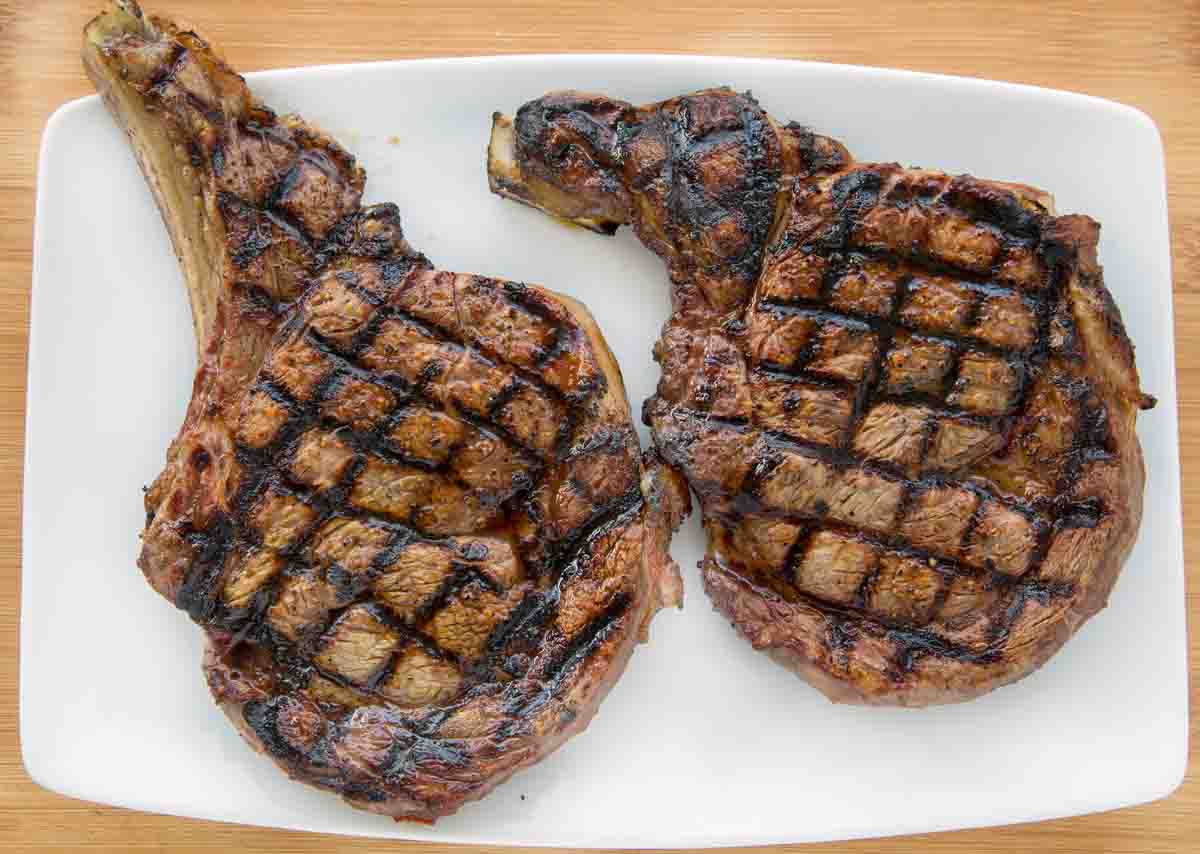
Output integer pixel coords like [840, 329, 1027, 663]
[0, 1, 1194, 851]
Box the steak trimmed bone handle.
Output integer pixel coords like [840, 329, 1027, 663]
[84, 2, 687, 819]
[489, 88, 1153, 706]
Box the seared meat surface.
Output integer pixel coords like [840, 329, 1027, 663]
[84, 2, 684, 818]
[489, 88, 1154, 705]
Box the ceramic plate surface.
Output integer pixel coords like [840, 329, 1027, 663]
[22, 55, 1186, 848]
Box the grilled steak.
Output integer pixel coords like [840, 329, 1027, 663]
[488, 88, 1154, 706]
[84, 2, 686, 818]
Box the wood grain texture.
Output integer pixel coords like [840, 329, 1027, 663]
[1, 0, 1195, 850]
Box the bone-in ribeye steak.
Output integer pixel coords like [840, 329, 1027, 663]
[84, 2, 685, 818]
[488, 88, 1154, 706]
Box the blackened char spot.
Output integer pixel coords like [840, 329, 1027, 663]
[830, 168, 884, 209]
[144, 41, 186, 90]
[1077, 388, 1114, 454]
[380, 257, 417, 284]
[481, 591, 557, 668]
[417, 360, 444, 388]
[419, 569, 500, 630]
[539, 590, 630, 699]
[218, 192, 273, 268]
[1056, 497, 1104, 529]
[532, 486, 643, 577]
[944, 177, 1041, 238]
[382, 729, 469, 781]
[502, 590, 632, 729]
[237, 282, 286, 315]
[827, 616, 856, 655]
[978, 578, 1076, 663]
[340, 783, 390, 803]
[177, 513, 236, 622]
[242, 697, 298, 760]
[269, 149, 340, 210]
[1039, 236, 1072, 269]
[784, 121, 849, 175]
[184, 139, 204, 168]
[737, 92, 779, 252]
[890, 625, 1001, 675]
[820, 169, 883, 250]
[191, 447, 211, 471]
[513, 94, 624, 169]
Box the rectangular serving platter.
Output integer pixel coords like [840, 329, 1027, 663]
[22, 54, 1186, 848]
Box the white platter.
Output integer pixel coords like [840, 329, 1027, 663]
[22, 55, 1186, 848]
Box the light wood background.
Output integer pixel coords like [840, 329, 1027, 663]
[0, 1, 1195, 851]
